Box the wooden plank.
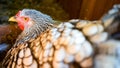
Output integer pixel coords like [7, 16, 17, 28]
[92, 0, 108, 20]
[79, 0, 120, 20]
[79, 0, 96, 20]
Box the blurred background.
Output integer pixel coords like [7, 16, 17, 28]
[0, 0, 120, 24]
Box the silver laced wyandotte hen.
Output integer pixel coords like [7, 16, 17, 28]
[2, 9, 94, 68]
[2, 4, 120, 68]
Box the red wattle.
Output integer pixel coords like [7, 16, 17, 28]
[18, 23, 24, 30]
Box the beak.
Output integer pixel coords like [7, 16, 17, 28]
[8, 16, 17, 22]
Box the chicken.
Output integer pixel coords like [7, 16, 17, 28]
[2, 7, 118, 68]
[0, 24, 21, 44]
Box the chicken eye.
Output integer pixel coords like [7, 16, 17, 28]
[24, 17, 29, 21]
[24, 18, 28, 20]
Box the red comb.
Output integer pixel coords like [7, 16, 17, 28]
[16, 11, 21, 17]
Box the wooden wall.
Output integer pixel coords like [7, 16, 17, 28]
[57, 0, 120, 20]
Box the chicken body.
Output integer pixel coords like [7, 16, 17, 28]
[3, 19, 97, 68]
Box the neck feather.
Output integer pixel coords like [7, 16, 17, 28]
[14, 22, 53, 46]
